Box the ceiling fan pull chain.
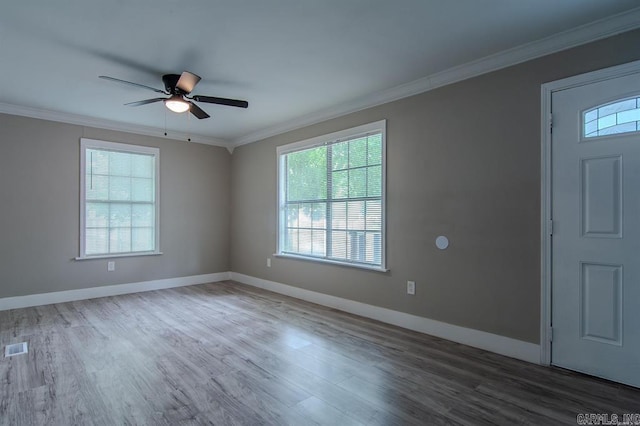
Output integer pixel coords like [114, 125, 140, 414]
[164, 108, 167, 137]
[187, 109, 191, 142]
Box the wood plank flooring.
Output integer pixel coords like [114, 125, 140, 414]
[1, 281, 638, 425]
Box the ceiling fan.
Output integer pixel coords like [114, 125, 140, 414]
[98, 71, 248, 119]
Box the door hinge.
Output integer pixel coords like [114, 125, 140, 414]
[549, 113, 553, 133]
[548, 219, 553, 235]
[548, 326, 554, 342]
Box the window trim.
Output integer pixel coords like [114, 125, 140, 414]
[276, 120, 387, 272]
[78, 138, 161, 260]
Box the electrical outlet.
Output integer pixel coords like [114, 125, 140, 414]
[107, 261, 115, 272]
[407, 280, 416, 295]
[266, 258, 271, 268]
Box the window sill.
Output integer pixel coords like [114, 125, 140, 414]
[274, 253, 389, 272]
[75, 252, 163, 261]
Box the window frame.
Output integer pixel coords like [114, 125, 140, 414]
[582, 95, 640, 140]
[78, 138, 161, 260]
[276, 120, 387, 272]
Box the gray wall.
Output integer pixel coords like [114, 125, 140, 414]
[0, 114, 231, 298]
[2, 29, 640, 344]
[230, 29, 640, 344]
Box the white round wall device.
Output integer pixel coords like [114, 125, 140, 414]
[435, 236, 449, 250]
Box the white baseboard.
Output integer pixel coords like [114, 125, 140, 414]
[0, 272, 230, 311]
[230, 272, 541, 364]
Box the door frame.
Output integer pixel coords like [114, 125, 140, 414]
[540, 59, 640, 366]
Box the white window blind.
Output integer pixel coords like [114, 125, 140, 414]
[277, 121, 386, 270]
[79, 139, 160, 258]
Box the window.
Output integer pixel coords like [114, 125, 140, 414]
[277, 120, 386, 270]
[584, 97, 640, 138]
[79, 138, 160, 258]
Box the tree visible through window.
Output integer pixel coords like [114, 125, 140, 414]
[277, 121, 386, 269]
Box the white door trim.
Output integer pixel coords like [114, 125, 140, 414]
[540, 59, 640, 366]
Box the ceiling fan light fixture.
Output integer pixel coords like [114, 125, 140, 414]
[164, 95, 190, 113]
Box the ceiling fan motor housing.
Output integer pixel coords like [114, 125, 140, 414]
[162, 74, 185, 95]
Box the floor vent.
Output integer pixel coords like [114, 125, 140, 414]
[5, 342, 28, 357]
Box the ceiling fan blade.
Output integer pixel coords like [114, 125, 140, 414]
[125, 98, 166, 107]
[191, 95, 248, 108]
[188, 101, 210, 119]
[176, 71, 201, 94]
[99, 76, 167, 94]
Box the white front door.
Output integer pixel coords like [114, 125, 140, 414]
[552, 72, 640, 387]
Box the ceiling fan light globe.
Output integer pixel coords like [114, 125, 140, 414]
[164, 96, 190, 113]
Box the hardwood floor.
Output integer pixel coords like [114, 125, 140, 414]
[1, 281, 638, 425]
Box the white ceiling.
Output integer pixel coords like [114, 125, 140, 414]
[1, 1, 639, 147]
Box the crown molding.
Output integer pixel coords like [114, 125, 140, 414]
[232, 6, 640, 147]
[0, 102, 232, 149]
